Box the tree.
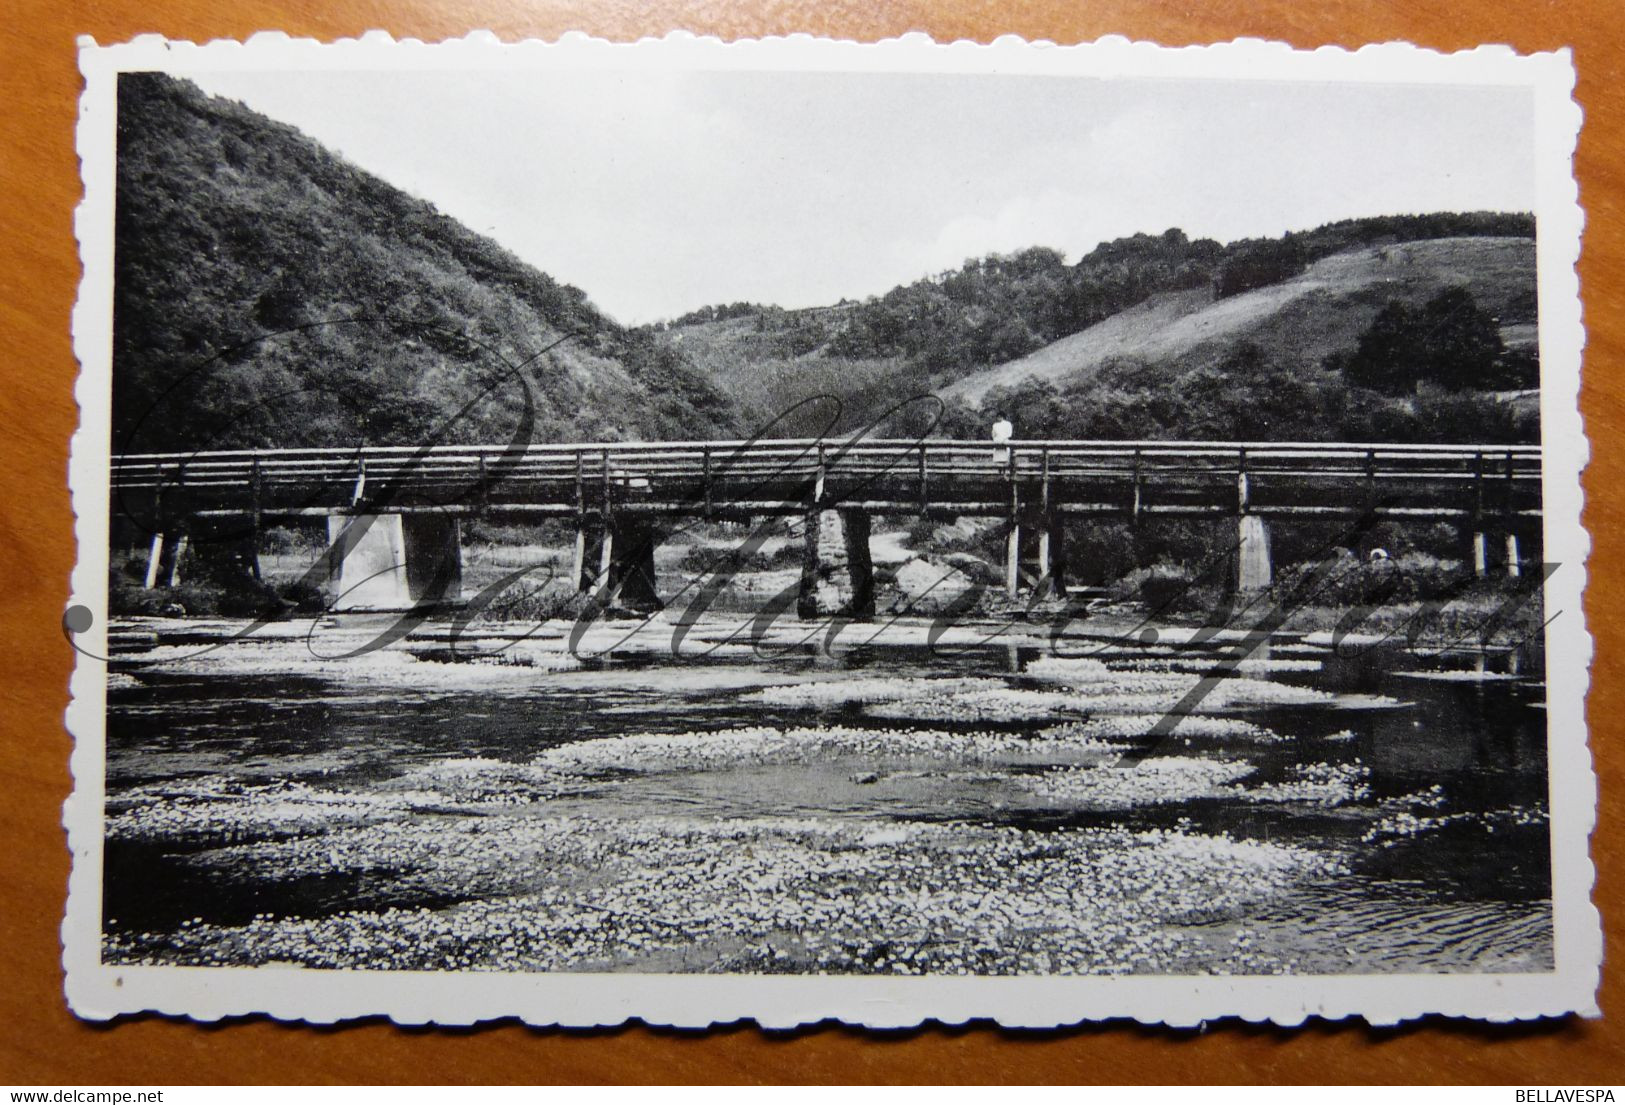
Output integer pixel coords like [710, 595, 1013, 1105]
[982, 316, 1044, 365]
[1342, 288, 1506, 396]
[1344, 301, 1423, 395]
[1213, 236, 1308, 298]
[1416, 287, 1505, 392]
[978, 379, 1070, 437]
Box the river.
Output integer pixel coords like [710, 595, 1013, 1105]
[99, 611, 1552, 976]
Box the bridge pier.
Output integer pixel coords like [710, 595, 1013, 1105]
[327, 514, 408, 609]
[798, 508, 875, 620]
[403, 515, 463, 604]
[1468, 528, 1524, 579]
[610, 519, 663, 611]
[143, 531, 180, 589]
[1236, 515, 1272, 594]
[1038, 519, 1066, 597]
[573, 519, 663, 611]
[143, 533, 164, 588]
[326, 513, 462, 611]
[1004, 518, 1066, 600]
[1004, 522, 1022, 599]
[571, 522, 612, 595]
[169, 534, 189, 585]
[142, 529, 192, 589]
[572, 524, 596, 592]
[597, 526, 614, 593]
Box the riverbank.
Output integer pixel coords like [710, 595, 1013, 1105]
[107, 517, 1547, 658]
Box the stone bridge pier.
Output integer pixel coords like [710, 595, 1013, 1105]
[326, 513, 463, 611]
[1236, 515, 1273, 594]
[798, 508, 876, 620]
[1002, 517, 1068, 599]
[1468, 525, 1529, 579]
[571, 517, 663, 612]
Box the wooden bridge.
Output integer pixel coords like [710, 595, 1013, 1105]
[110, 438, 1543, 616]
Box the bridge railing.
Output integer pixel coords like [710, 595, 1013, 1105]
[110, 438, 1544, 481]
[108, 438, 1543, 521]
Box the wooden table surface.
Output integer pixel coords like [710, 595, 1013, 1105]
[2, 0, 1620, 1085]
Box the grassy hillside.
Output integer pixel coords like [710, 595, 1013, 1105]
[944, 236, 1537, 405]
[112, 74, 739, 455]
[661, 220, 1538, 445]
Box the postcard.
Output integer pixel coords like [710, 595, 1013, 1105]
[65, 31, 1596, 1026]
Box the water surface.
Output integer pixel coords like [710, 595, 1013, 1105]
[100, 614, 1552, 975]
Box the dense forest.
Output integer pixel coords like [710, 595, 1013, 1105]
[112, 74, 739, 455]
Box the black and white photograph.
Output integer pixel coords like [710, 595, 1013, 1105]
[64, 34, 1596, 1026]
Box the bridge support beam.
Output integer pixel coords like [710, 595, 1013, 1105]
[1505, 532, 1522, 579]
[142, 529, 190, 590]
[1037, 519, 1066, 598]
[1005, 522, 1022, 600]
[574, 519, 663, 611]
[1236, 515, 1272, 594]
[610, 519, 664, 611]
[326, 513, 462, 611]
[1472, 531, 1489, 579]
[798, 508, 875, 620]
[144, 532, 171, 589]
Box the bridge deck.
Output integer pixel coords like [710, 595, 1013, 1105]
[110, 438, 1544, 523]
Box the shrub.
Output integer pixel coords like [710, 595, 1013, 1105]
[1214, 237, 1308, 298]
[109, 573, 231, 618]
[1131, 562, 1197, 609]
[466, 578, 590, 623]
[674, 544, 781, 575]
[261, 525, 322, 554]
[1276, 552, 1472, 608]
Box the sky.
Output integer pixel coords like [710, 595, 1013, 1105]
[184, 68, 1536, 324]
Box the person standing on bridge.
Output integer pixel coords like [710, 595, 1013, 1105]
[991, 414, 1014, 467]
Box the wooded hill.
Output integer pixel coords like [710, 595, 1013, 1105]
[111, 72, 1540, 456]
[661, 216, 1540, 444]
[111, 74, 739, 455]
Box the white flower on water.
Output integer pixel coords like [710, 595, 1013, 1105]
[1021, 757, 1257, 809]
